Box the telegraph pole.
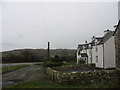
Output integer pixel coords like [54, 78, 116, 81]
[48, 42, 50, 60]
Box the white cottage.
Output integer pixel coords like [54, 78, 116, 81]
[76, 43, 89, 64]
[77, 30, 116, 69]
[89, 36, 103, 64]
[77, 38, 102, 64]
[96, 30, 116, 69]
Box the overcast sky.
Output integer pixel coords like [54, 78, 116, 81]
[1, 1, 119, 51]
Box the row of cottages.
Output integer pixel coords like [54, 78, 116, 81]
[77, 29, 116, 69]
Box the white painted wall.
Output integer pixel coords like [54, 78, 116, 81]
[86, 49, 90, 63]
[104, 36, 116, 68]
[92, 46, 96, 64]
[96, 44, 103, 68]
[81, 49, 87, 53]
[86, 48, 93, 64]
[76, 48, 80, 64]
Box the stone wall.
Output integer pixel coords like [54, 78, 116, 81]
[46, 67, 117, 85]
[52, 64, 94, 71]
[115, 21, 120, 69]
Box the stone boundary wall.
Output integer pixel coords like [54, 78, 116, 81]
[52, 64, 95, 71]
[46, 67, 117, 85]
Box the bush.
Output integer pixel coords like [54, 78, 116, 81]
[44, 60, 63, 67]
[44, 55, 63, 67]
[79, 58, 85, 64]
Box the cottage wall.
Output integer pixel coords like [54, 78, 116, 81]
[86, 49, 91, 64]
[76, 49, 80, 64]
[96, 44, 103, 68]
[104, 36, 116, 69]
[92, 46, 96, 64]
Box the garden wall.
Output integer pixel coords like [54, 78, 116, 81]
[46, 67, 117, 85]
[52, 64, 95, 71]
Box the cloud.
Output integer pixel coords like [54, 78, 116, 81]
[18, 34, 25, 39]
[2, 42, 14, 46]
[1, 0, 119, 2]
[2, 2, 118, 51]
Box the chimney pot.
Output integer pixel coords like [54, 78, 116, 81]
[85, 41, 87, 44]
[104, 29, 110, 35]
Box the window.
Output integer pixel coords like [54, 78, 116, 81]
[78, 50, 80, 55]
[90, 57, 92, 63]
[96, 56, 98, 62]
[96, 46, 98, 52]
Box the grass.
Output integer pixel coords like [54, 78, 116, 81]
[34, 63, 43, 65]
[1, 64, 30, 73]
[6, 79, 117, 88]
[5, 72, 118, 88]
[3, 62, 118, 88]
[62, 61, 76, 66]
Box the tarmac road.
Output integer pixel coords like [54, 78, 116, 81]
[2, 62, 43, 67]
[2, 64, 45, 88]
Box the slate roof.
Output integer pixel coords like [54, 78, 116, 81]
[98, 31, 114, 45]
[78, 36, 103, 50]
[78, 44, 89, 50]
[81, 53, 88, 57]
[113, 20, 120, 36]
[89, 37, 103, 46]
[96, 37, 104, 41]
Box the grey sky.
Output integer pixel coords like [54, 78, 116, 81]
[2, 2, 118, 51]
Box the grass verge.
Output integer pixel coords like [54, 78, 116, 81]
[5, 72, 117, 88]
[1, 64, 30, 73]
[6, 79, 117, 88]
[34, 63, 43, 65]
[62, 62, 76, 66]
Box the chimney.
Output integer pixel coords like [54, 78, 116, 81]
[114, 25, 117, 30]
[92, 36, 95, 41]
[104, 29, 110, 35]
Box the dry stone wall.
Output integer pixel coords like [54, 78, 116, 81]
[46, 67, 117, 85]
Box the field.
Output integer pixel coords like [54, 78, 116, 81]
[1, 64, 30, 73]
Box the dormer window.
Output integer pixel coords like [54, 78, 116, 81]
[95, 39, 98, 46]
[89, 44, 91, 49]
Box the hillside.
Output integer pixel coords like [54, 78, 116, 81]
[1, 49, 76, 63]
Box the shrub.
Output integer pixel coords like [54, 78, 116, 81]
[44, 60, 63, 67]
[79, 58, 85, 64]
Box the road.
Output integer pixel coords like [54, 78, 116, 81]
[2, 64, 45, 88]
[2, 62, 43, 67]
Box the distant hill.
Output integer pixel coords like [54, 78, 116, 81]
[1, 49, 76, 63]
